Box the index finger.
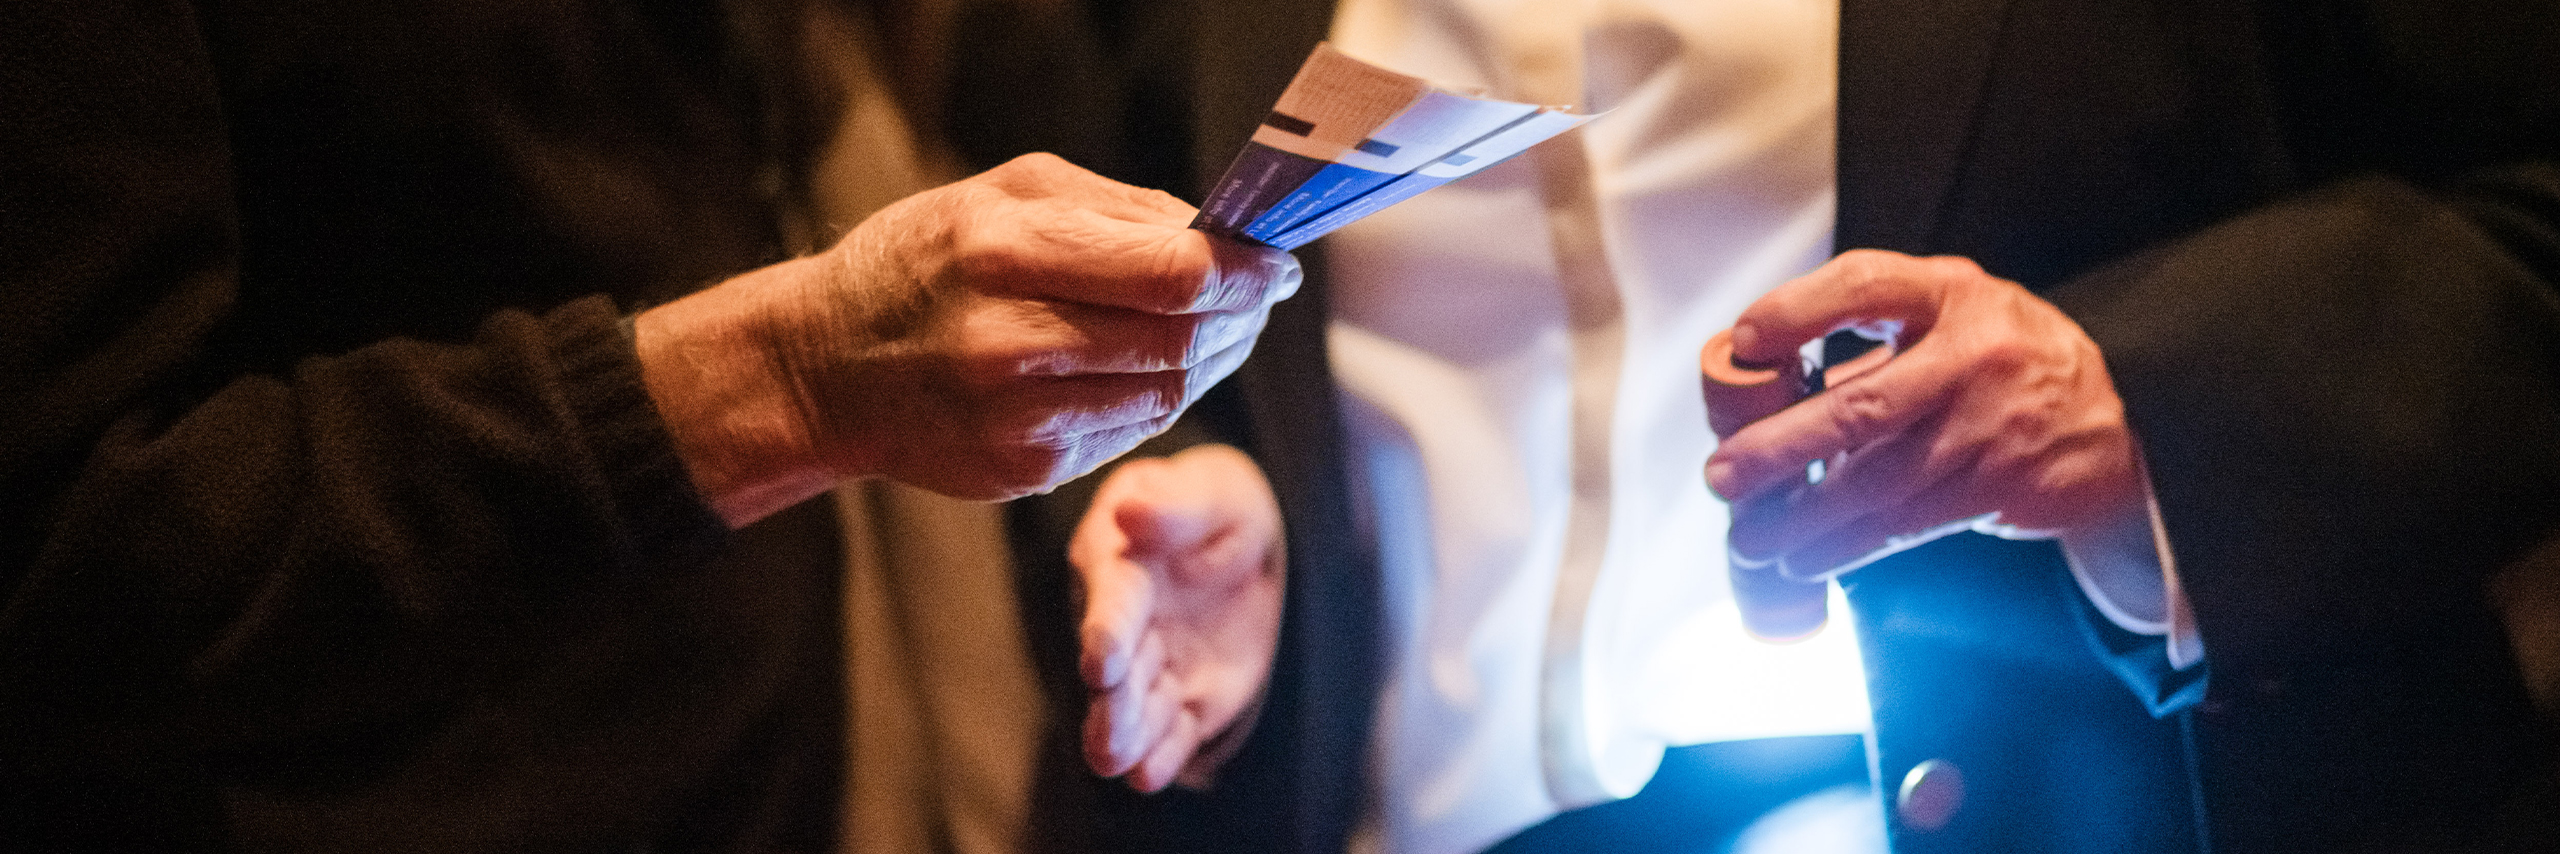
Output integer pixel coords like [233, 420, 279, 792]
[983, 210, 1302, 315]
[1705, 339, 1968, 503]
[1725, 249, 1974, 367]
[975, 152, 1201, 228]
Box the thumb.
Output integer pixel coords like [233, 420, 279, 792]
[1073, 475, 1158, 690]
[1113, 492, 1225, 562]
[1077, 556, 1153, 690]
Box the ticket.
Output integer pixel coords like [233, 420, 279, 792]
[1192, 43, 1594, 250]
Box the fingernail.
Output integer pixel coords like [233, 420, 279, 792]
[1728, 324, 1759, 359]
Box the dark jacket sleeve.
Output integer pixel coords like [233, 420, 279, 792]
[2049, 161, 2560, 852]
[0, 0, 726, 773]
[2038, 5, 2560, 841]
[1837, 0, 2560, 849]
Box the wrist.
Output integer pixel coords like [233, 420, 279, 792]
[634, 260, 839, 528]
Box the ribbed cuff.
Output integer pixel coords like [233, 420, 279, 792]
[545, 296, 727, 569]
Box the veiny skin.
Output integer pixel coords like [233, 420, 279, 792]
[636, 153, 1300, 526]
[1705, 249, 2148, 581]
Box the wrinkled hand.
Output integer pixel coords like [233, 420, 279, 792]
[1072, 444, 1283, 792]
[1704, 249, 2147, 580]
[638, 153, 1301, 525]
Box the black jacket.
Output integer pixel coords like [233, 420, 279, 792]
[2, 1, 844, 850]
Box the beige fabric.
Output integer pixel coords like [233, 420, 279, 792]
[799, 3, 1042, 852]
[2493, 536, 2560, 720]
[838, 481, 1043, 854]
[802, 0, 963, 232]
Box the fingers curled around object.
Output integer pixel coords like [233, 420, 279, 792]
[1782, 511, 1983, 580]
[980, 297, 1272, 381]
[1183, 310, 1265, 404]
[1725, 249, 1983, 366]
[949, 210, 1200, 311]
[1723, 487, 1800, 568]
[947, 163, 1294, 316]
[1197, 238, 1302, 313]
[964, 409, 1180, 500]
[1187, 306, 1269, 368]
[1043, 229, 1292, 316]
[998, 370, 1189, 442]
[1705, 376, 1904, 501]
[1054, 414, 1186, 485]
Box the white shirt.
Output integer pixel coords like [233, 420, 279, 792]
[1325, 2, 1863, 852]
[1321, 2, 2197, 852]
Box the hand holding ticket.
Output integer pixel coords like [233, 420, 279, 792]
[1192, 43, 1595, 250]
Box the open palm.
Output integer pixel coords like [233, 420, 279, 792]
[1070, 444, 1285, 791]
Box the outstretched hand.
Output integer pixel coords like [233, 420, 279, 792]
[1071, 444, 1284, 792]
[1704, 249, 2150, 581]
[637, 153, 1301, 526]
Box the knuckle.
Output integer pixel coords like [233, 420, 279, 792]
[1070, 429, 1147, 477]
[1833, 252, 1893, 294]
[1136, 409, 1184, 441]
[1974, 336, 2037, 374]
[1833, 247, 1900, 270]
[1729, 516, 1797, 565]
[1925, 253, 1987, 278]
[1013, 151, 1070, 170]
[948, 229, 1026, 288]
[1995, 403, 2057, 441]
[948, 175, 1008, 209]
[1184, 309, 1261, 368]
[1827, 383, 1899, 446]
[2028, 460, 2088, 506]
[1142, 236, 1215, 311]
[1152, 371, 1192, 417]
[1064, 222, 1200, 312]
[1172, 312, 1215, 367]
[1008, 443, 1076, 489]
[1131, 184, 1188, 212]
[989, 152, 1071, 188]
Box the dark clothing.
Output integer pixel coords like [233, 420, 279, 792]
[3, 0, 843, 850]
[985, 0, 2560, 852]
[1840, 0, 2560, 849]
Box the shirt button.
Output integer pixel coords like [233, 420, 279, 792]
[1895, 758, 1965, 832]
